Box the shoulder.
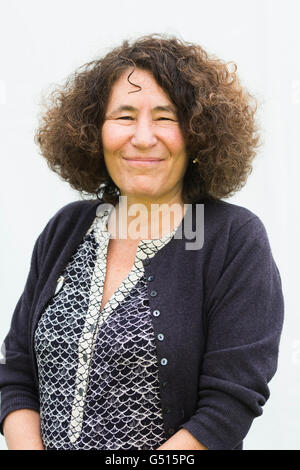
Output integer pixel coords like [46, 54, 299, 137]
[201, 198, 268, 241]
[37, 199, 100, 250]
[49, 199, 100, 222]
[199, 200, 280, 304]
[193, 198, 274, 264]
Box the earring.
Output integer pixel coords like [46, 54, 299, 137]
[192, 159, 197, 164]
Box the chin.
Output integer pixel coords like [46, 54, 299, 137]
[121, 187, 160, 199]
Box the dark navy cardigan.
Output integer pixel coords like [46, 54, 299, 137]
[0, 198, 284, 450]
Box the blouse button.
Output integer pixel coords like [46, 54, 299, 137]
[153, 310, 160, 317]
[157, 334, 164, 341]
[161, 358, 168, 366]
[150, 290, 157, 297]
[82, 353, 88, 363]
[147, 275, 154, 281]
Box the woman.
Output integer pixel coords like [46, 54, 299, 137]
[0, 34, 284, 450]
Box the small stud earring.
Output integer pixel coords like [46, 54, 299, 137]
[192, 159, 197, 164]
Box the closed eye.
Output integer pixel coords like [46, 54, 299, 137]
[116, 116, 176, 121]
[117, 116, 133, 120]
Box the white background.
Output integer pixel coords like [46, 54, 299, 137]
[0, 0, 299, 450]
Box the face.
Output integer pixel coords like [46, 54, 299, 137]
[101, 68, 189, 204]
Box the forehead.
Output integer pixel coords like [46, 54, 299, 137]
[107, 68, 173, 108]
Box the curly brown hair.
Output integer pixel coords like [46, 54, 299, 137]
[34, 33, 261, 205]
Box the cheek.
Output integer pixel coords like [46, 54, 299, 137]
[162, 127, 186, 155]
[101, 124, 129, 152]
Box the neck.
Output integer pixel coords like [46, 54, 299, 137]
[107, 191, 186, 240]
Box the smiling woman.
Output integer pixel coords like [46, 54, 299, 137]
[0, 34, 284, 451]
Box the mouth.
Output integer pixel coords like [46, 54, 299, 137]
[122, 157, 164, 167]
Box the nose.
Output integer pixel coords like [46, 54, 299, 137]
[130, 117, 157, 149]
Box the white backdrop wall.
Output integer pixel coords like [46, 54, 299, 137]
[0, 0, 298, 450]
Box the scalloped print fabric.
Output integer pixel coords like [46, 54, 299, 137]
[34, 206, 177, 450]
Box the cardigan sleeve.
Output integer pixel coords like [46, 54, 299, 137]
[180, 216, 284, 450]
[0, 232, 43, 436]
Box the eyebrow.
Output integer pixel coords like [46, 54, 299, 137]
[108, 105, 177, 115]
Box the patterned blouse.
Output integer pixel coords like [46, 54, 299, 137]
[34, 205, 178, 450]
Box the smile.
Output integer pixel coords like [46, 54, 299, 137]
[122, 158, 164, 167]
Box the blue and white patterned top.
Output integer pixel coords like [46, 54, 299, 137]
[34, 205, 177, 450]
